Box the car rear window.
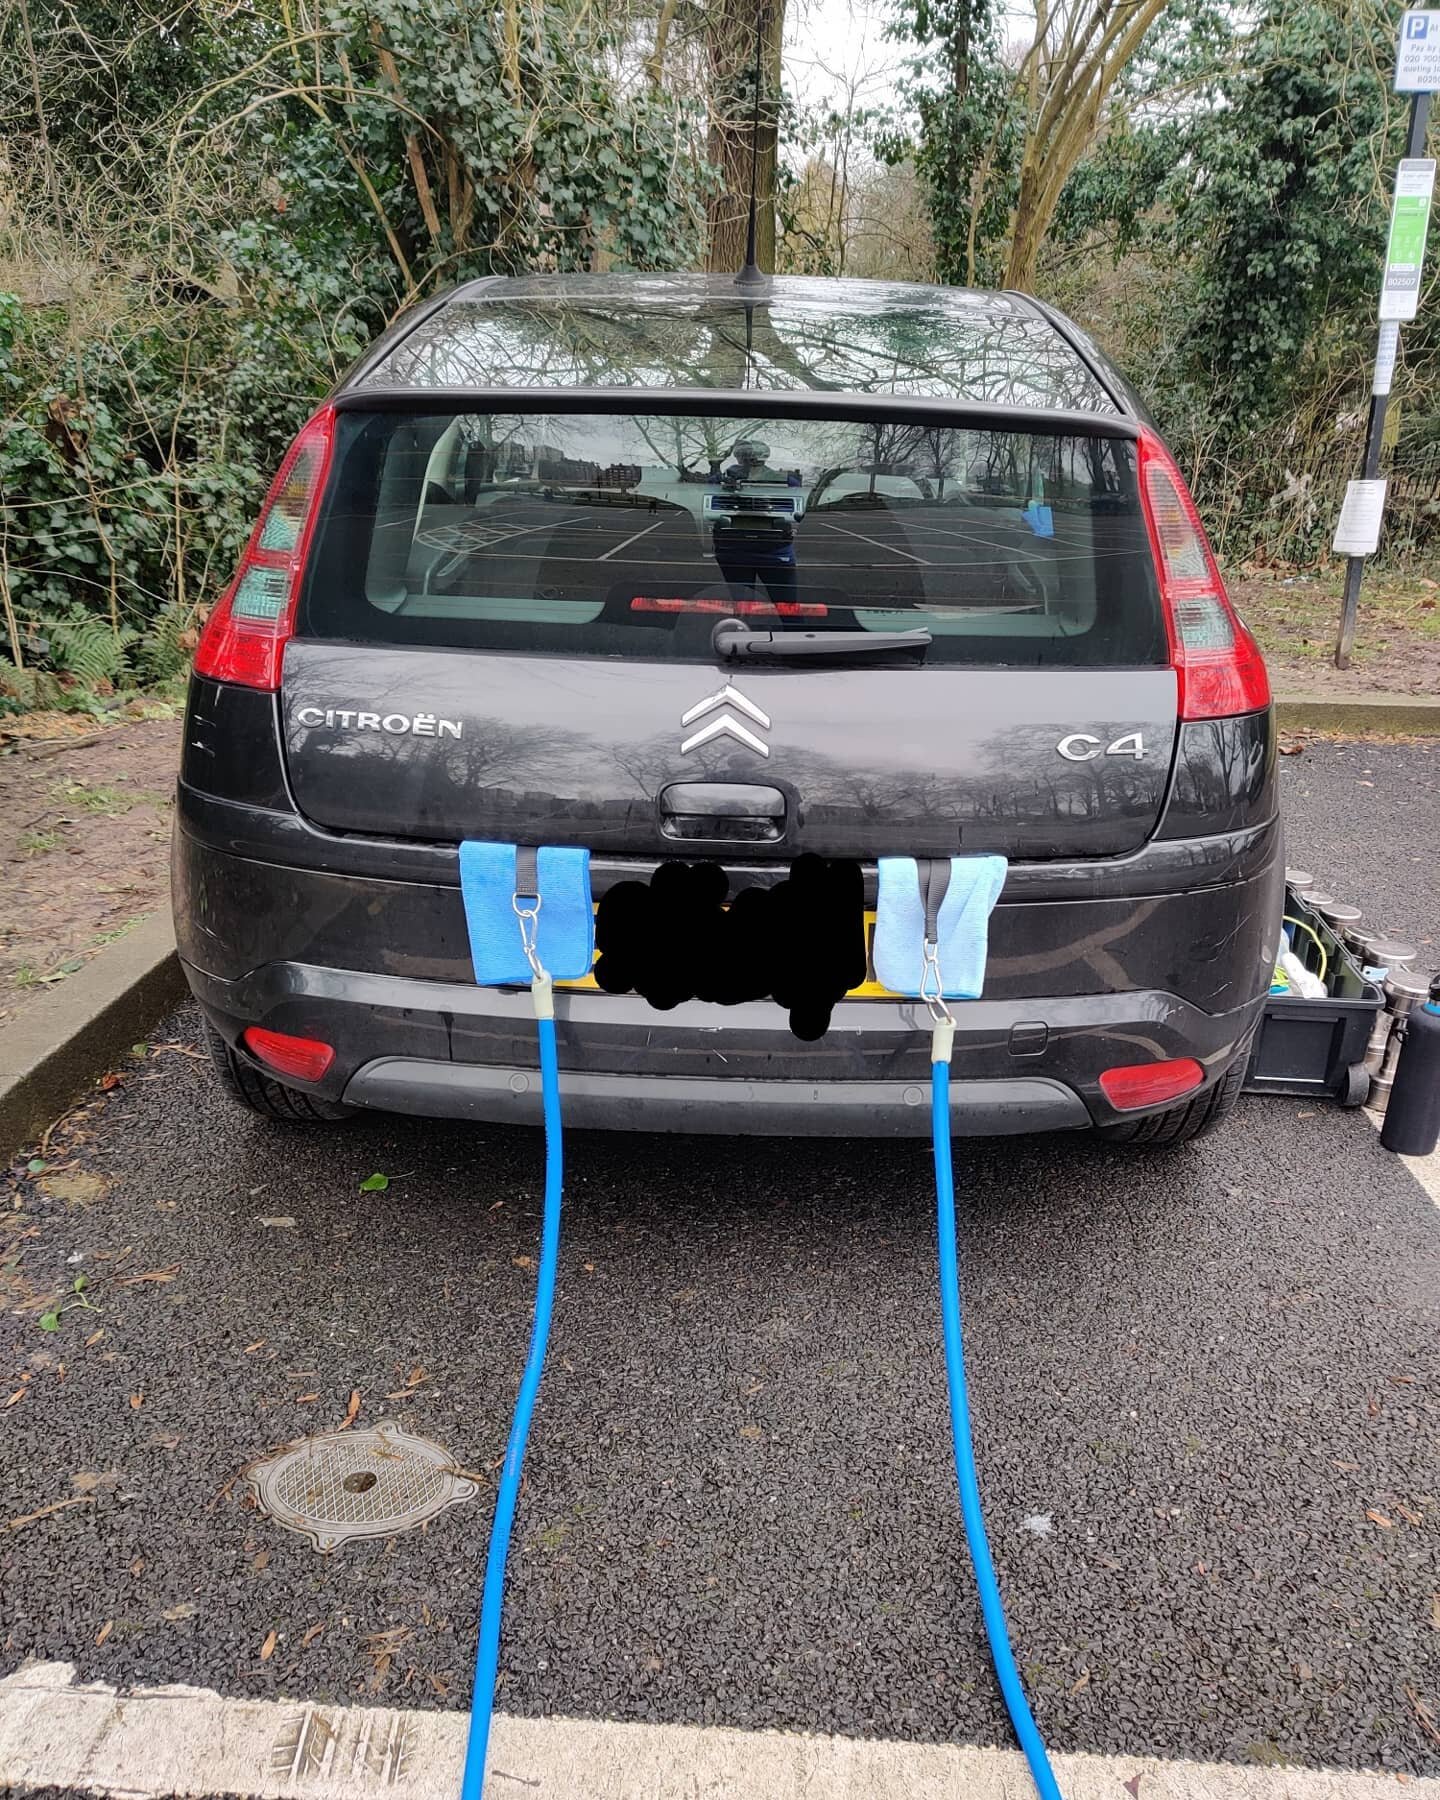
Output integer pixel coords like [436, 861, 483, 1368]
[355, 284, 1120, 412]
[300, 409, 1166, 668]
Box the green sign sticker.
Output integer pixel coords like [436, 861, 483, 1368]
[1380, 158, 1436, 320]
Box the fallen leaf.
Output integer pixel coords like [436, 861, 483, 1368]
[359, 1172, 390, 1192]
[1389, 1374, 1417, 1386]
[38, 1312, 60, 1333]
[129, 1391, 143, 1411]
[256, 1216, 296, 1229]
[99, 1072, 121, 1092]
[1278, 743, 1305, 756]
[1431, 1594, 1440, 1631]
[582, 1262, 595, 1273]
[4, 1495, 95, 1532]
[1332, 1460, 1359, 1471]
[296, 1393, 319, 1403]
[301, 1622, 326, 1649]
[39, 1172, 105, 1206]
[1123, 1776, 1143, 1798]
[5, 1389, 26, 1409]
[71, 1471, 118, 1495]
[94, 1620, 113, 1647]
[244, 1339, 266, 1353]
[512, 1255, 534, 1270]
[253, 1550, 270, 1571]
[84, 1329, 104, 1347]
[129, 1557, 145, 1576]
[1070, 1668, 1091, 1696]
[260, 1629, 278, 1661]
[339, 1389, 361, 1430]
[1366, 1509, 1395, 1529]
[384, 1365, 428, 1398]
[161, 1602, 195, 1622]
[1396, 1502, 1424, 1526]
[738, 1423, 763, 1440]
[115, 1264, 179, 1285]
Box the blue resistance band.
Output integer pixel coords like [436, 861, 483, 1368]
[459, 989, 564, 1799]
[930, 1049, 1063, 1800]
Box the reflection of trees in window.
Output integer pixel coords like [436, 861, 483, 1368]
[362, 285, 1118, 413]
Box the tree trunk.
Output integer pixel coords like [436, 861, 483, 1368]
[705, 0, 785, 274]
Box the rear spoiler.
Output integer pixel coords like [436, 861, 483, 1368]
[329, 385, 1141, 442]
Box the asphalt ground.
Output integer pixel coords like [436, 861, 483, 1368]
[2, 740, 1438, 1782]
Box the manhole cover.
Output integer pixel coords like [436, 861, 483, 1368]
[244, 1421, 480, 1552]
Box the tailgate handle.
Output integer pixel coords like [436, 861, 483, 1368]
[659, 782, 786, 842]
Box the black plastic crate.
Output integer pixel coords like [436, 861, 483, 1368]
[1243, 890, 1384, 1107]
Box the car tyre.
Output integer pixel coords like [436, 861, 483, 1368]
[1095, 1050, 1247, 1148]
[204, 1022, 353, 1123]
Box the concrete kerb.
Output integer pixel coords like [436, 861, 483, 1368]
[1274, 690, 1440, 735]
[0, 909, 185, 1163]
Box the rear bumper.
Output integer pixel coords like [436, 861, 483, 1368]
[181, 954, 1266, 1137]
[173, 798, 1282, 1138]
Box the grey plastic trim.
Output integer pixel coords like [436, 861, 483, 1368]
[341, 1058, 1092, 1138]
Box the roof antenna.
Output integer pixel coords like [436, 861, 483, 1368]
[735, 3, 768, 288]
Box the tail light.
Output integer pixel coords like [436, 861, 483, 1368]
[1137, 432, 1269, 721]
[242, 1026, 335, 1082]
[1099, 1056, 1205, 1111]
[194, 407, 335, 691]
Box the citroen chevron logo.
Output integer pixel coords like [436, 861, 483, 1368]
[679, 684, 772, 758]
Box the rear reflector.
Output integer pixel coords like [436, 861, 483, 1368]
[194, 407, 335, 691]
[1136, 433, 1269, 722]
[241, 1026, 335, 1082]
[1098, 1057, 1205, 1111]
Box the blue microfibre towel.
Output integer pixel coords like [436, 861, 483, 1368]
[459, 842, 594, 985]
[873, 855, 1008, 1000]
[1022, 501, 1055, 539]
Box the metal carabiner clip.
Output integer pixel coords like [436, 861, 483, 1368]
[919, 937, 956, 1027]
[511, 891, 546, 983]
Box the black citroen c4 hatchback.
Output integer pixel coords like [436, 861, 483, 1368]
[173, 274, 1281, 1143]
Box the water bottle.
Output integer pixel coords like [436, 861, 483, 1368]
[1380, 977, 1440, 1156]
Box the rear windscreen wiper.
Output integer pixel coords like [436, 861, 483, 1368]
[713, 619, 931, 661]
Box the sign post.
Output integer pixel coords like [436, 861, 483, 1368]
[1334, 12, 1436, 667]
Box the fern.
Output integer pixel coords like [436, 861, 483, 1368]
[137, 602, 192, 682]
[42, 610, 135, 683]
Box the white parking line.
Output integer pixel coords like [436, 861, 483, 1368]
[815, 519, 931, 565]
[1367, 1108, 1440, 1209]
[1, 1661, 1434, 1799]
[597, 519, 666, 561]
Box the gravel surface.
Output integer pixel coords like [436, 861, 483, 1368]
[1, 742, 1437, 1780]
[1280, 737, 1440, 969]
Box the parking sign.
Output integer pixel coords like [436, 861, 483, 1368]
[1379, 158, 1436, 319]
[1396, 10, 1440, 91]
